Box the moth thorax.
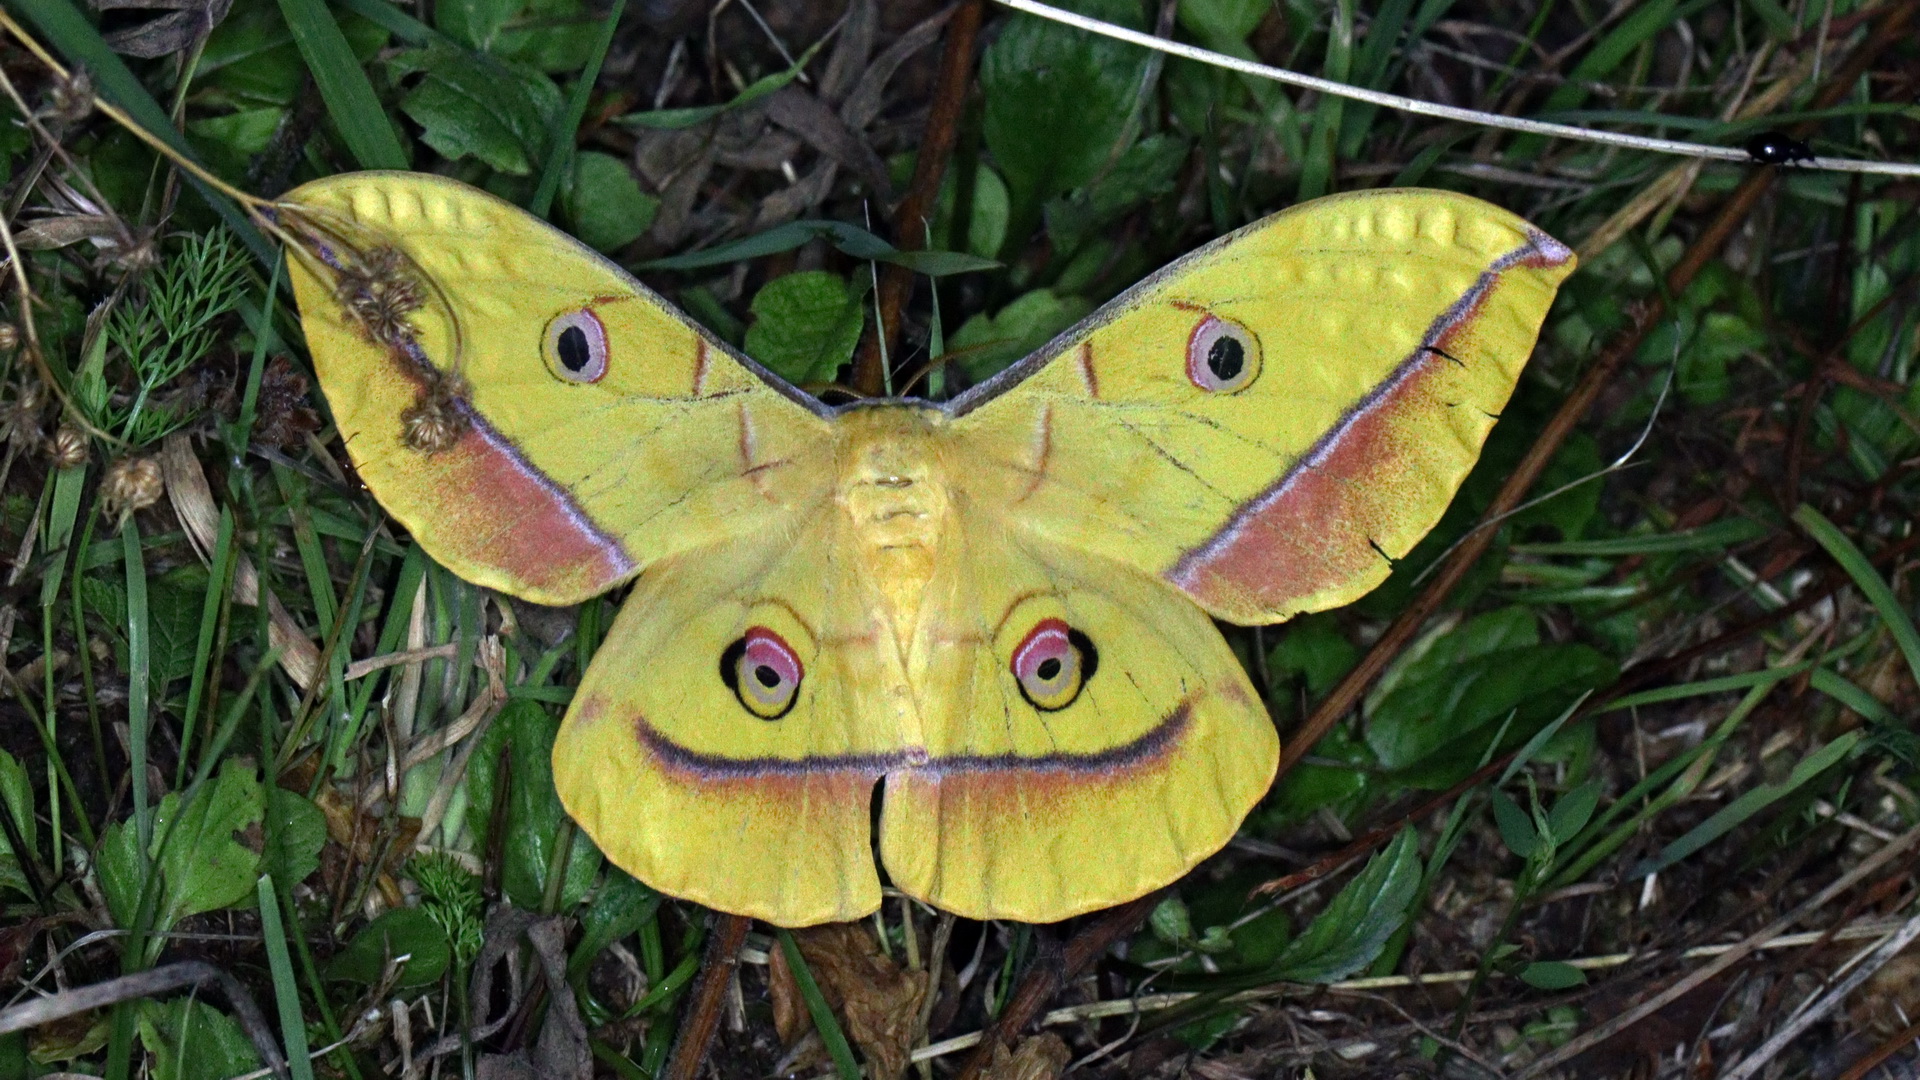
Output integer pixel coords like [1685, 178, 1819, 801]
[839, 435, 948, 635]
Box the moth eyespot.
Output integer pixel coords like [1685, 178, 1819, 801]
[543, 309, 608, 383]
[1186, 315, 1261, 393]
[720, 627, 803, 720]
[1011, 618, 1097, 712]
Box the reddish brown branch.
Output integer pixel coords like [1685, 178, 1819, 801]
[850, 0, 985, 396]
[1280, 0, 1914, 778]
[663, 913, 751, 1080]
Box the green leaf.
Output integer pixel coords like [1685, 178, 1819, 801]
[436, 0, 521, 50]
[1519, 961, 1588, 990]
[391, 43, 561, 174]
[274, 0, 409, 169]
[948, 289, 1094, 381]
[1545, 780, 1602, 845]
[569, 871, 661, 983]
[562, 151, 658, 252]
[1150, 895, 1195, 945]
[1368, 641, 1616, 776]
[0, 748, 35, 899]
[1044, 134, 1189, 257]
[931, 163, 1012, 258]
[744, 271, 865, 385]
[980, 0, 1149, 251]
[468, 700, 601, 909]
[1270, 830, 1422, 983]
[1491, 791, 1540, 858]
[326, 906, 451, 988]
[147, 566, 211, 690]
[98, 758, 264, 933]
[1176, 0, 1269, 48]
[1268, 616, 1361, 699]
[777, 930, 862, 1080]
[136, 999, 262, 1080]
[263, 787, 326, 889]
[492, 0, 602, 71]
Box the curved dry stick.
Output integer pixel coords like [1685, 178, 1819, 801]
[0, 960, 291, 1080]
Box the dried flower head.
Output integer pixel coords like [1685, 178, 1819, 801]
[48, 424, 88, 469]
[50, 69, 94, 125]
[102, 455, 164, 521]
[0, 324, 19, 352]
[1, 380, 46, 447]
[400, 374, 470, 454]
[334, 246, 426, 345]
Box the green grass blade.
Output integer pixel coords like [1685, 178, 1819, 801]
[1628, 730, 1862, 879]
[272, 0, 409, 170]
[123, 518, 152, 855]
[176, 505, 235, 789]
[1601, 661, 1817, 712]
[8, 0, 274, 262]
[331, 0, 438, 44]
[256, 874, 315, 1080]
[777, 930, 862, 1080]
[529, 0, 627, 218]
[1296, 0, 1353, 202]
[1512, 518, 1770, 556]
[1794, 504, 1920, 692]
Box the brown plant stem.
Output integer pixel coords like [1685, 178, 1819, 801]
[663, 913, 751, 1080]
[1280, 0, 1915, 778]
[850, 0, 985, 396]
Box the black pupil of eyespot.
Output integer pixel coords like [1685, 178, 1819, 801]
[1036, 657, 1062, 681]
[1207, 335, 1245, 382]
[754, 664, 781, 688]
[557, 325, 591, 372]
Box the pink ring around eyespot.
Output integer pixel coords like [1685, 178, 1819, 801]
[1012, 619, 1073, 684]
[1185, 314, 1259, 392]
[742, 627, 803, 688]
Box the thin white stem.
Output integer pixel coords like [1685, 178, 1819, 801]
[990, 0, 1920, 178]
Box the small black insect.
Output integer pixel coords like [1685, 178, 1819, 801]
[1743, 131, 1815, 166]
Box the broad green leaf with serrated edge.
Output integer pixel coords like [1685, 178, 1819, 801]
[98, 759, 263, 933]
[981, 0, 1148, 247]
[1270, 830, 1421, 983]
[563, 151, 658, 252]
[745, 272, 865, 385]
[391, 44, 560, 174]
[137, 999, 261, 1080]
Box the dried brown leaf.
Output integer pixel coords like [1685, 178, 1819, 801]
[978, 1033, 1070, 1080]
[782, 923, 930, 1080]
